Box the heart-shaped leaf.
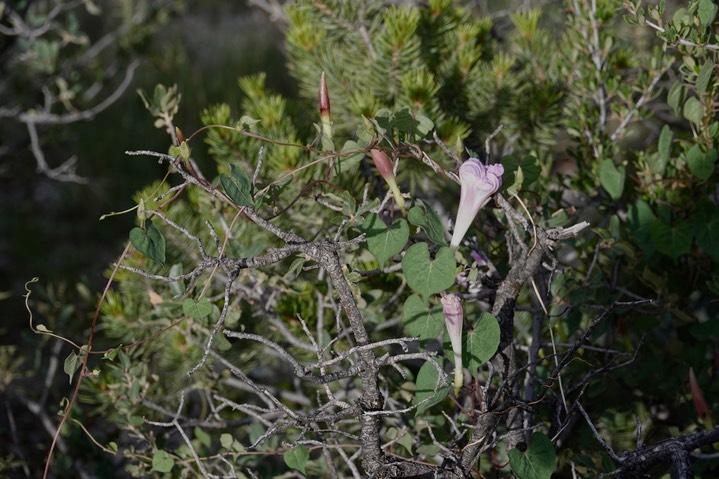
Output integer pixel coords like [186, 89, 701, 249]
[130, 219, 166, 265]
[363, 213, 409, 266]
[650, 219, 692, 260]
[402, 243, 455, 299]
[501, 155, 540, 190]
[183, 297, 212, 319]
[408, 201, 448, 246]
[151, 450, 175, 473]
[508, 432, 556, 479]
[402, 294, 444, 344]
[413, 359, 449, 415]
[464, 312, 500, 373]
[686, 145, 716, 180]
[283, 445, 309, 474]
[220, 164, 254, 207]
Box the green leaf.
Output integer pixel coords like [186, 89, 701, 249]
[194, 427, 211, 448]
[220, 433, 233, 449]
[402, 294, 444, 344]
[415, 113, 434, 138]
[130, 219, 166, 265]
[407, 201, 448, 246]
[64, 351, 82, 384]
[693, 203, 719, 260]
[387, 427, 413, 455]
[392, 106, 414, 134]
[151, 450, 175, 473]
[667, 82, 687, 115]
[362, 214, 409, 266]
[464, 313, 500, 373]
[103, 345, 122, 361]
[238, 115, 261, 129]
[683, 97, 704, 126]
[627, 199, 656, 254]
[220, 164, 254, 207]
[413, 359, 450, 415]
[650, 220, 692, 260]
[686, 145, 716, 180]
[183, 297, 213, 319]
[283, 445, 309, 474]
[656, 124, 672, 174]
[508, 432, 556, 479]
[696, 59, 714, 95]
[501, 155, 540, 191]
[698, 0, 718, 25]
[402, 243, 456, 299]
[338, 140, 365, 172]
[599, 160, 625, 200]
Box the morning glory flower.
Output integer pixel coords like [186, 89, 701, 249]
[441, 293, 464, 395]
[450, 158, 504, 248]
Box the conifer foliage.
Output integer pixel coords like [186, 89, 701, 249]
[12, 1, 719, 478]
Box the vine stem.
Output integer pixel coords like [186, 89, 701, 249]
[43, 242, 131, 479]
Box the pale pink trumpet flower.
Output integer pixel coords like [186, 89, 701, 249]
[450, 159, 504, 248]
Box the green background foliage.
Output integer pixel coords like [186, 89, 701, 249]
[3, 0, 719, 478]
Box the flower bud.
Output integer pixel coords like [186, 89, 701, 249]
[319, 71, 332, 140]
[441, 293, 464, 395]
[370, 149, 405, 213]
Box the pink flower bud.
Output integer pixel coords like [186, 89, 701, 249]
[450, 159, 504, 248]
[319, 71, 330, 118]
[370, 149, 405, 213]
[370, 149, 394, 180]
[441, 293, 464, 395]
[319, 72, 333, 142]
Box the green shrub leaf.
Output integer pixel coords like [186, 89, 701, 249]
[402, 294, 444, 344]
[464, 313, 500, 373]
[283, 445, 309, 474]
[683, 96, 704, 126]
[402, 243, 456, 299]
[413, 359, 449, 415]
[599, 160, 625, 200]
[183, 297, 212, 319]
[656, 124, 672, 174]
[220, 164, 254, 207]
[650, 220, 692, 260]
[362, 214, 409, 266]
[151, 450, 175, 473]
[696, 59, 714, 95]
[508, 432, 556, 479]
[129, 219, 166, 265]
[686, 145, 716, 180]
[408, 201, 448, 246]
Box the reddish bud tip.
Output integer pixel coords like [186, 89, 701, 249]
[319, 71, 330, 117]
[175, 127, 185, 144]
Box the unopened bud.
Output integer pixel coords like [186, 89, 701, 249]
[319, 71, 332, 140]
[370, 149, 405, 213]
[175, 127, 186, 144]
[370, 149, 393, 180]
